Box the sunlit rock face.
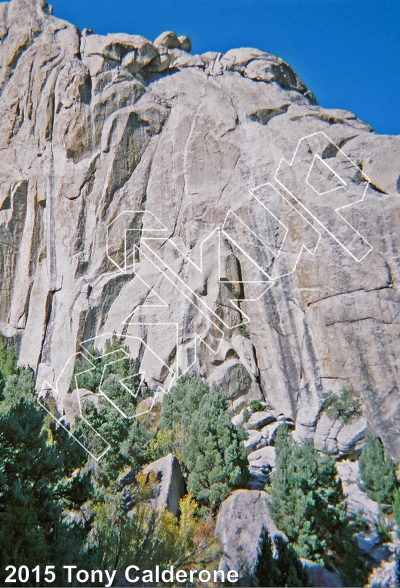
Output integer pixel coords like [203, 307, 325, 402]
[1, 0, 400, 458]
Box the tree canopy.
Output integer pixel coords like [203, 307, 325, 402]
[158, 374, 248, 506]
[359, 430, 398, 505]
[269, 426, 365, 585]
[0, 337, 94, 586]
[254, 527, 310, 587]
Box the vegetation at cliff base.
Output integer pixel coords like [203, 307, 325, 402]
[72, 335, 151, 484]
[254, 527, 310, 587]
[2, 332, 400, 587]
[157, 373, 249, 506]
[269, 425, 366, 585]
[393, 488, 400, 536]
[89, 477, 216, 580]
[0, 336, 219, 586]
[358, 430, 398, 505]
[358, 430, 400, 540]
[0, 338, 95, 586]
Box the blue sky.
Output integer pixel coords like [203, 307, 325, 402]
[51, 0, 400, 135]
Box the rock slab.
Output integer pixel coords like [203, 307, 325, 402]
[1, 0, 400, 465]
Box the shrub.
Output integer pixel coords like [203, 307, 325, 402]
[249, 400, 265, 412]
[322, 387, 363, 423]
[0, 334, 18, 380]
[376, 509, 391, 543]
[91, 475, 217, 578]
[149, 428, 178, 461]
[358, 431, 397, 504]
[238, 323, 250, 338]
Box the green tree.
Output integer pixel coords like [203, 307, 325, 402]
[184, 385, 248, 505]
[270, 426, 365, 584]
[159, 374, 248, 506]
[394, 488, 400, 537]
[0, 367, 95, 586]
[0, 334, 17, 380]
[75, 389, 150, 485]
[72, 334, 138, 396]
[73, 336, 151, 485]
[159, 373, 211, 432]
[358, 431, 397, 504]
[254, 527, 310, 587]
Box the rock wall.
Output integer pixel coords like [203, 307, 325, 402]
[1, 0, 400, 457]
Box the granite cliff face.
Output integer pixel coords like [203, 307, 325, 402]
[1, 0, 400, 457]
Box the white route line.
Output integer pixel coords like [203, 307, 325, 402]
[248, 182, 322, 279]
[41, 131, 372, 461]
[274, 131, 373, 262]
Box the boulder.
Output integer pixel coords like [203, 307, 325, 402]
[232, 396, 248, 414]
[207, 360, 255, 411]
[243, 429, 266, 454]
[82, 32, 156, 62]
[260, 420, 292, 444]
[336, 460, 380, 525]
[178, 35, 192, 53]
[356, 532, 381, 556]
[143, 52, 171, 73]
[154, 31, 181, 49]
[245, 411, 276, 430]
[215, 490, 284, 576]
[315, 412, 367, 457]
[142, 454, 185, 516]
[368, 553, 400, 587]
[248, 446, 276, 470]
[231, 334, 259, 379]
[249, 470, 270, 490]
[314, 412, 343, 453]
[337, 417, 368, 455]
[370, 543, 394, 564]
[231, 410, 245, 426]
[170, 52, 204, 69]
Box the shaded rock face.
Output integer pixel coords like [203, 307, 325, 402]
[215, 489, 284, 576]
[1, 0, 400, 458]
[301, 560, 343, 588]
[118, 453, 185, 516]
[142, 454, 185, 516]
